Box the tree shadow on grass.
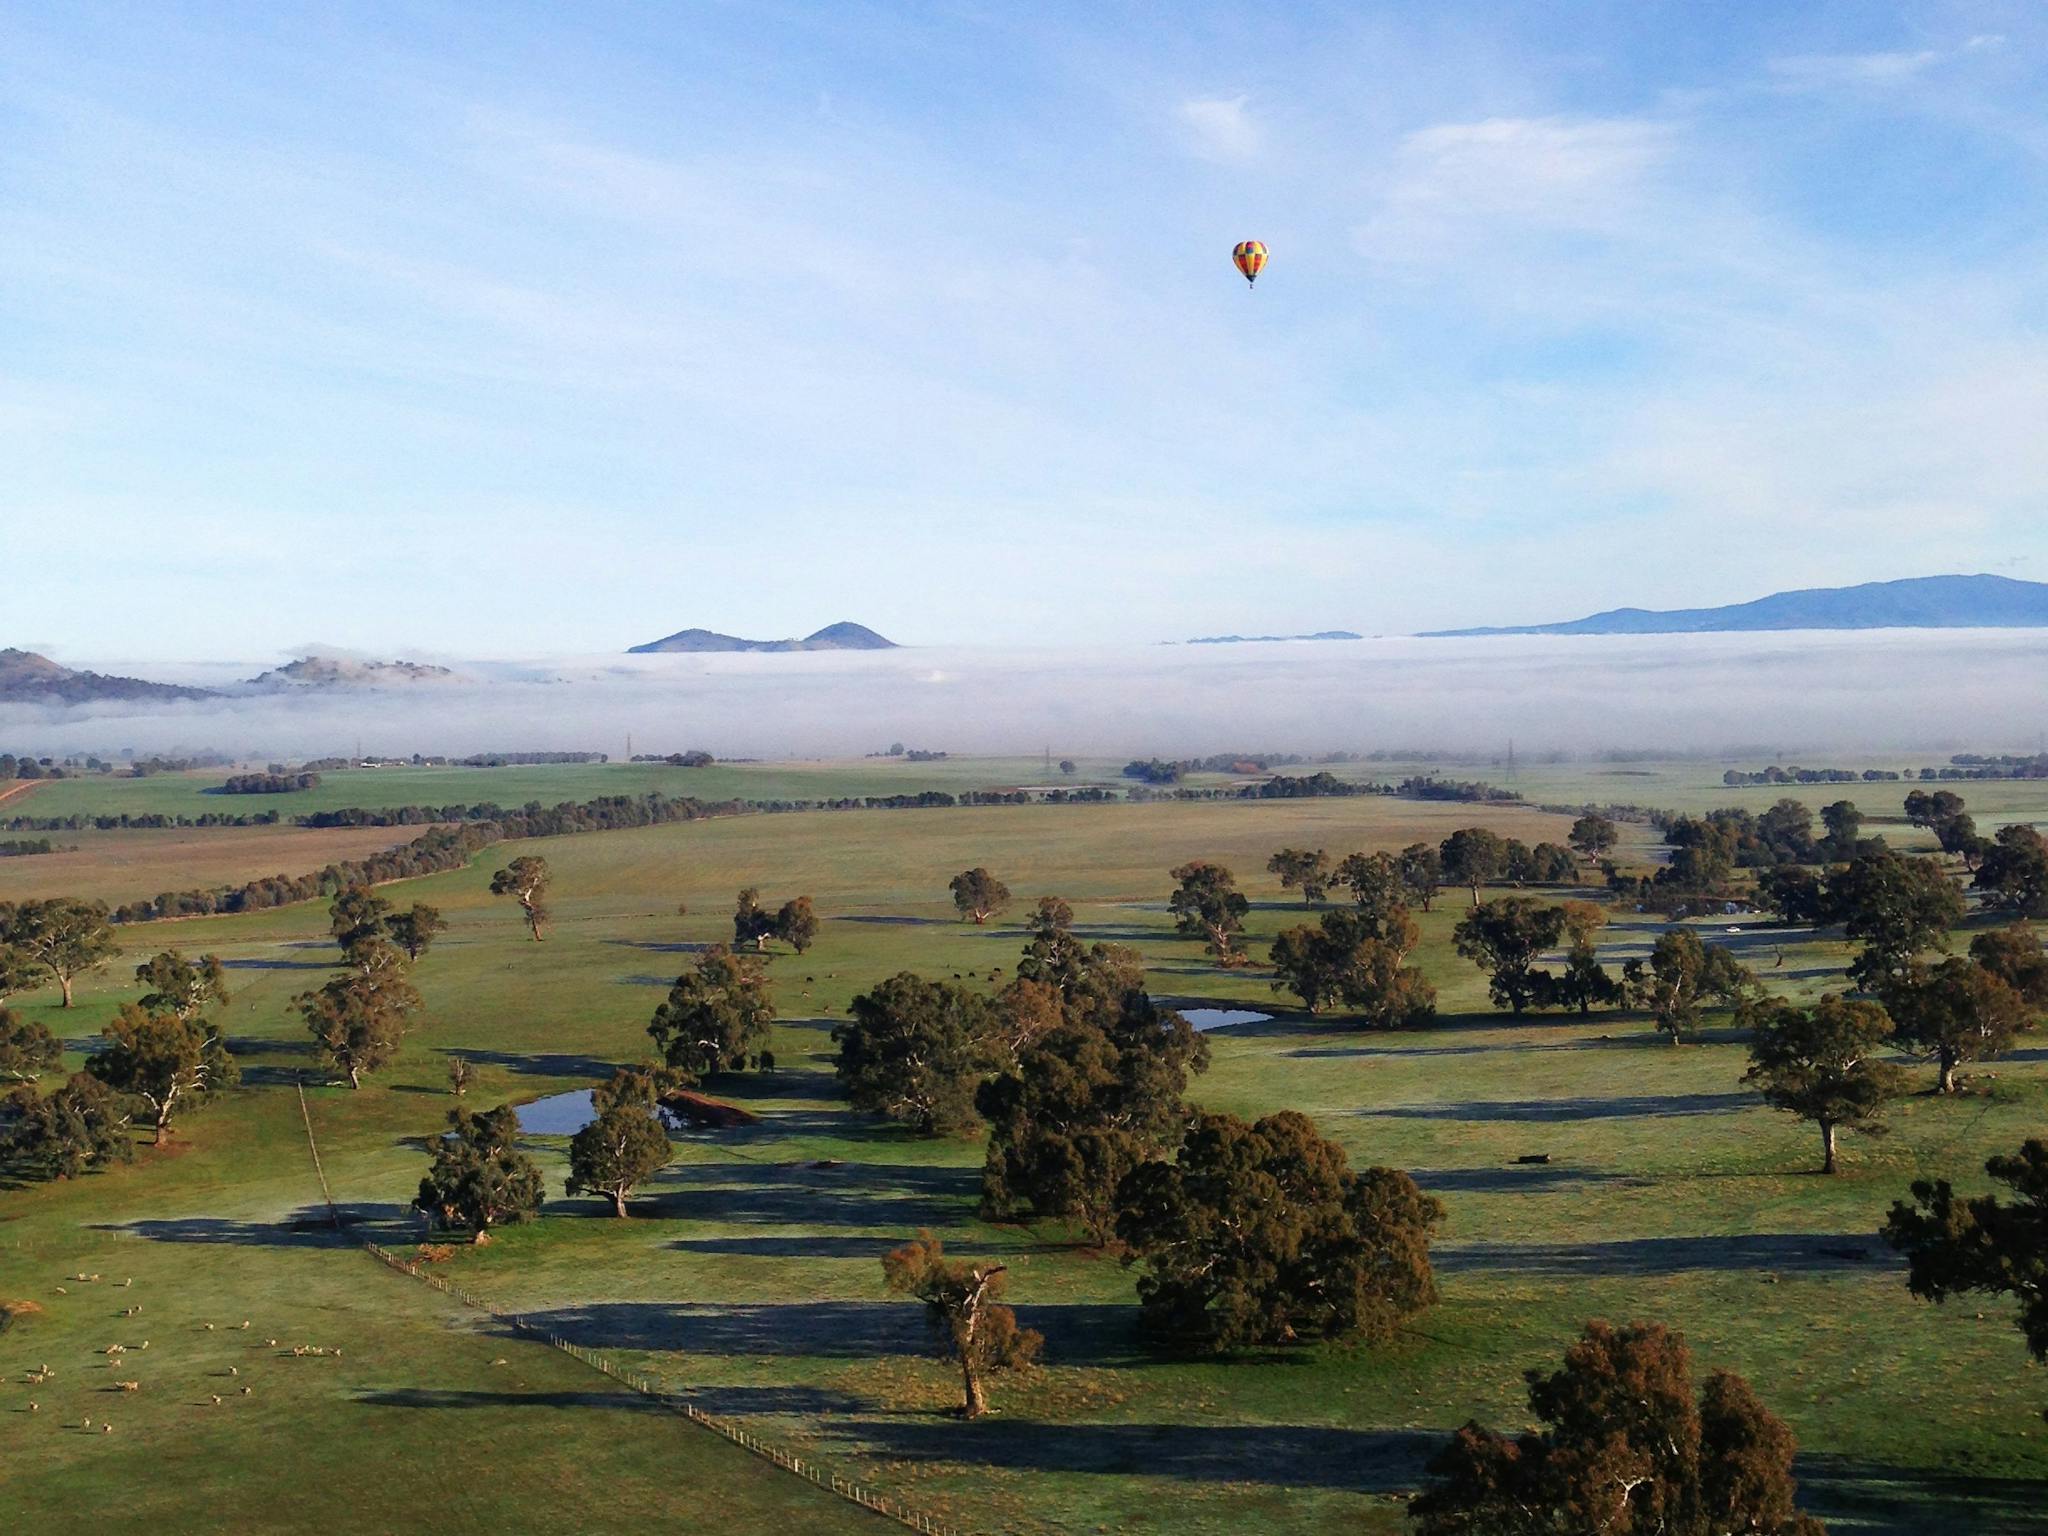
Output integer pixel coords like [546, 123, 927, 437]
[236, 1065, 323, 1089]
[441, 1047, 619, 1080]
[1359, 1092, 1752, 1122]
[1795, 1454, 2048, 1536]
[1291, 1028, 1750, 1059]
[604, 939, 711, 954]
[221, 958, 333, 972]
[640, 1160, 979, 1229]
[89, 1209, 347, 1247]
[681, 1384, 877, 1416]
[816, 1417, 1439, 1492]
[356, 1387, 670, 1414]
[1410, 1165, 1643, 1195]
[512, 1299, 1143, 1366]
[1435, 1232, 1894, 1277]
[666, 1233, 1050, 1260]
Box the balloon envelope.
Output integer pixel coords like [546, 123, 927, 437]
[1232, 240, 1267, 286]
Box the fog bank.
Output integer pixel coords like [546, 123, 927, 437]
[5, 631, 2046, 763]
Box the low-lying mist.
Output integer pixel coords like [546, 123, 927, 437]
[5, 631, 2046, 764]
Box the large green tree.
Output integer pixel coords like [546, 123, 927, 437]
[1015, 896, 1084, 991]
[87, 1003, 239, 1144]
[1881, 957, 2032, 1094]
[1266, 847, 1333, 907]
[1169, 861, 1250, 962]
[0, 897, 116, 1006]
[566, 1102, 672, 1217]
[1885, 1138, 2048, 1366]
[1568, 813, 1619, 863]
[1398, 843, 1444, 912]
[948, 867, 1012, 925]
[646, 944, 775, 1077]
[387, 903, 447, 962]
[1975, 825, 2048, 919]
[134, 949, 231, 1020]
[417, 1104, 545, 1237]
[1269, 908, 1434, 1028]
[882, 1231, 1042, 1418]
[1410, 1320, 1824, 1536]
[834, 973, 993, 1135]
[1440, 828, 1507, 905]
[773, 895, 818, 954]
[1, 1073, 135, 1181]
[1744, 995, 1906, 1174]
[1633, 928, 1759, 1043]
[296, 965, 422, 1088]
[1828, 851, 1964, 989]
[0, 1006, 62, 1082]
[329, 886, 395, 960]
[978, 950, 1208, 1242]
[1970, 923, 2048, 1008]
[1116, 1109, 1441, 1354]
[489, 856, 552, 940]
[1454, 898, 1567, 1015]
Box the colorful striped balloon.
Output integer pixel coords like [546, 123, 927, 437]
[1233, 240, 1267, 287]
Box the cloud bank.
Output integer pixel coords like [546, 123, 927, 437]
[4, 633, 2043, 764]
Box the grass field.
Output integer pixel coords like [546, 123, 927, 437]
[5, 770, 2048, 1534]
[0, 755, 1132, 822]
[0, 825, 428, 905]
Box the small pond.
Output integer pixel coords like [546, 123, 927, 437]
[1177, 1007, 1273, 1032]
[515, 1089, 597, 1136]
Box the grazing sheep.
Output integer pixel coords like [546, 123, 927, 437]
[265, 1338, 278, 1347]
[202, 1323, 215, 1331]
[239, 1321, 250, 1329]
[120, 1278, 132, 1288]
[137, 1341, 149, 1350]
[28, 1401, 37, 1412]
[239, 1386, 251, 1396]
[102, 1423, 112, 1434]
[115, 1381, 139, 1392]
[228, 1367, 238, 1377]
[54, 1287, 66, 1296]
[209, 1394, 221, 1406]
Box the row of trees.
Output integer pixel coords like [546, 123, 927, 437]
[295, 888, 444, 1088]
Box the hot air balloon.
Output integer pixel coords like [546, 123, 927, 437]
[1232, 240, 1267, 288]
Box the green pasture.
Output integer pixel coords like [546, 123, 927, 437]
[4, 790, 2047, 1534]
[1, 755, 1133, 823]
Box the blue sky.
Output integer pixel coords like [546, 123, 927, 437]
[6, 1, 2048, 658]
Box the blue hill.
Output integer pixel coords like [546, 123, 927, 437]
[1422, 575, 2048, 637]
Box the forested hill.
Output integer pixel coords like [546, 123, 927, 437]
[0, 648, 213, 703]
[1423, 574, 2048, 637]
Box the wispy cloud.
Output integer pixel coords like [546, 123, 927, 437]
[1177, 93, 1260, 162]
[1355, 115, 1673, 258]
[1769, 33, 2003, 88]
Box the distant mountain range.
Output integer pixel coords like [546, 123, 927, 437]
[0, 648, 213, 705]
[0, 649, 463, 704]
[1422, 574, 2048, 637]
[628, 621, 897, 654]
[1182, 630, 1364, 645]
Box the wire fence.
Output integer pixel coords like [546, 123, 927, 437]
[292, 1078, 969, 1536]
